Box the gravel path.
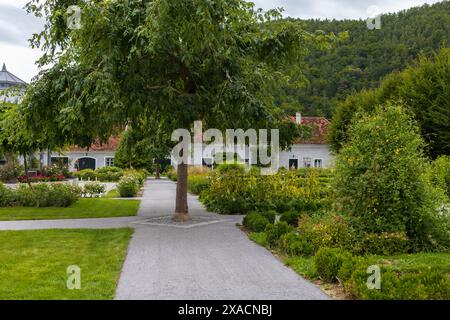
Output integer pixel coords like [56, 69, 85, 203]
[114, 179, 329, 300]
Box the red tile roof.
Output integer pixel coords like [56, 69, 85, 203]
[70, 136, 120, 152]
[290, 116, 330, 144]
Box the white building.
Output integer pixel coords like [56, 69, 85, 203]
[40, 137, 119, 171]
[171, 114, 334, 169]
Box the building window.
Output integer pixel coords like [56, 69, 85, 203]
[105, 157, 115, 167]
[51, 157, 69, 166]
[288, 159, 298, 170]
[303, 157, 312, 168]
[314, 159, 323, 168]
[202, 158, 213, 168]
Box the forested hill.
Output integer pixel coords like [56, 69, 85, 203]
[285, 1, 450, 118]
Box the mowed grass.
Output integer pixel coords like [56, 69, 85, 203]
[0, 228, 133, 300]
[0, 198, 140, 221]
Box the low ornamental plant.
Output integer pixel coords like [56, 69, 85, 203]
[83, 182, 106, 198]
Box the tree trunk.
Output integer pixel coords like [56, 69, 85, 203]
[23, 153, 31, 188]
[155, 161, 161, 180]
[173, 163, 190, 221]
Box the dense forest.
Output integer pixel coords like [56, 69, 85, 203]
[281, 1, 450, 118]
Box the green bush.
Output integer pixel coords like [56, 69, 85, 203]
[117, 176, 140, 198]
[14, 183, 81, 207]
[279, 232, 314, 256]
[0, 163, 24, 182]
[265, 221, 293, 248]
[74, 169, 97, 181]
[201, 170, 321, 215]
[314, 247, 352, 282]
[359, 232, 410, 255]
[124, 169, 147, 187]
[0, 183, 14, 206]
[216, 163, 246, 175]
[83, 182, 106, 198]
[298, 213, 356, 253]
[166, 167, 177, 181]
[333, 103, 448, 251]
[243, 213, 271, 232]
[188, 174, 209, 195]
[280, 210, 303, 226]
[429, 156, 450, 198]
[346, 263, 450, 300]
[96, 167, 124, 182]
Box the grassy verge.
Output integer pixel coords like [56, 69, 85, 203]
[0, 228, 133, 299]
[104, 189, 120, 198]
[0, 198, 140, 221]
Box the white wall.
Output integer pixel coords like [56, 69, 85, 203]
[40, 151, 116, 171]
[170, 143, 334, 169]
[280, 144, 333, 169]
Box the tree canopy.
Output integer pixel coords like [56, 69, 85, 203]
[23, 0, 338, 217]
[329, 48, 450, 158]
[276, 1, 450, 117]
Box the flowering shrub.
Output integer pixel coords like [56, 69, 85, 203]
[83, 182, 106, 198]
[18, 174, 65, 183]
[7, 183, 81, 207]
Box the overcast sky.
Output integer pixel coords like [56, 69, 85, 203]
[0, 0, 444, 83]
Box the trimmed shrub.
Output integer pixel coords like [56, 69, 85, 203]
[188, 174, 209, 195]
[345, 263, 450, 300]
[201, 170, 321, 215]
[96, 166, 124, 182]
[124, 169, 147, 187]
[14, 183, 80, 207]
[257, 210, 276, 224]
[265, 221, 293, 248]
[166, 167, 177, 181]
[117, 176, 140, 198]
[359, 232, 410, 255]
[314, 247, 352, 282]
[83, 182, 106, 198]
[280, 210, 303, 226]
[0, 183, 14, 207]
[243, 213, 270, 232]
[216, 163, 246, 175]
[279, 232, 314, 256]
[0, 163, 24, 183]
[74, 169, 97, 181]
[298, 213, 356, 253]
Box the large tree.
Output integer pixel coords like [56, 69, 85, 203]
[24, 0, 338, 220]
[329, 48, 450, 157]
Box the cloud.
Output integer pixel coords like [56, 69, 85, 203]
[0, 2, 44, 47]
[252, 0, 443, 19]
[0, 0, 445, 82]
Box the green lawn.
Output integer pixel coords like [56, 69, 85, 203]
[0, 228, 133, 300]
[0, 198, 140, 221]
[105, 189, 120, 198]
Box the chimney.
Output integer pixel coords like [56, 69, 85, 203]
[295, 112, 302, 125]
